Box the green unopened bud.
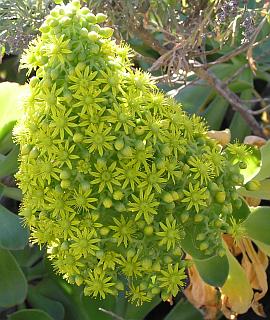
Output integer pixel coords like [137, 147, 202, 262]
[196, 233, 206, 241]
[21, 144, 31, 155]
[162, 192, 174, 203]
[161, 144, 171, 156]
[163, 255, 172, 264]
[194, 213, 204, 223]
[134, 126, 145, 135]
[234, 198, 242, 209]
[61, 179, 71, 189]
[96, 13, 107, 23]
[100, 227, 110, 236]
[127, 249, 136, 259]
[103, 198, 112, 208]
[61, 241, 69, 250]
[29, 147, 39, 158]
[239, 161, 247, 169]
[217, 247, 226, 257]
[113, 190, 124, 200]
[152, 261, 161, 272]
[95, 250, 104, 259]
[100, 27, 114, 38]
[199, 241, 209, 251]
[244, 180, 261, 191]
[60, 169, 71, 180]
[114, 139, 124, 150]
[115, 203, 126, 212]
[142, 258, 152, 269]
[115, 281, 124, 291]
[88, 31, 99, 42]
[180, 212, 189, 223]
[215, 191, 226, 203]
[144, 225, 154, 236]
[86, 13, 96, 23]
[171, 191, 180, 201]
[75, 275, 83, 286]
[73, 132, 84, 143]
[151, 287, 161, 295]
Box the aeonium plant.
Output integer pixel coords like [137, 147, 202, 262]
[14, 0, 270, 311]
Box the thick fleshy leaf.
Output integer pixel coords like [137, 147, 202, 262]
[0, 248, 27, 307]
[8, 310, 53, 320]
[229, 90, 252, 141]
[237, 179, 270, 200]
[194, 254, 229, 287]
[254, 240, 270, 256]
[0, 145, 19, 178]
[125, 295, 161, 319]
[254, 140, 270, 181]
[180, 223, 216, 260]
[164, 300, 203, 320]
[0, 204, 29, 250]
[0, 82, 27, 143]
[239, 145, 261, 184]
[220, 244, 253, 314]
[203, 96, 229, 130]
[27, 287, 65, 320]
[231, 198, 251, 222]
[173, 81, 214, 114]
[243, 206, 270, 245]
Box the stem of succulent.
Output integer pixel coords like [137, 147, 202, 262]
[192, 65, 265, 138]
[125, 11, 266, 138]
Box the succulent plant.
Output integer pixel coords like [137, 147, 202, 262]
[14, 0, 255, 305]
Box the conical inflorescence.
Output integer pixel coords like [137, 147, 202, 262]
[15, 0, 252, 305]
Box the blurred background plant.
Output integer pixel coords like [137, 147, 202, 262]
[1, 0, 270, 319]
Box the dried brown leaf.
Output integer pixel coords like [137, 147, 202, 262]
[207, 129, 231, 147]
[184, 263, 219, 320]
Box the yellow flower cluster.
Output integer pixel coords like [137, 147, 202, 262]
[15, 0, 250, 305]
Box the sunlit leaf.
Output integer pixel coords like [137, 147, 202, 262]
[237, 179, 270, 200]
[220, 243, 253, 314]
[194, 254, 229, 287]
[0, 82, 27, 143]
[254, 140, 270, 181]
[243, 206, 270, 245]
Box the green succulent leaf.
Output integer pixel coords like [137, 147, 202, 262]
[243, 206, 270, 245]
[203, 96, 228, 130]
[220, 242, 253, 314]
[254, 140, 270, 181]
[253, 239, 270, 256]
[8, 309, 53, 320]
[0, 204, 29, 250]
[173, 81, 214, 114]
[164, 299, 203, 320]
[180, 223, 216, 260]
[0, 82, 27, 143]
[125, 295, 161, 319]
[231, 198, 251, 222]
[0, 145, 19, 178]
[237, 179, 270, 200]
[27, 287, 65, 320]
[239, 145, 261, 184]
[0, 248, 27, 307]
[194, 253, 229, 287]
